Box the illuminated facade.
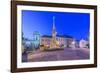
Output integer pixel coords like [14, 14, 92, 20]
[40, 35, 73, 48]
[40, 16, 73, 49]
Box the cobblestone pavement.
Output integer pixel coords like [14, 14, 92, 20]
[25, 48, 89, 62]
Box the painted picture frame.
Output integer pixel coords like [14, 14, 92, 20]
[11, 1, 97, 73]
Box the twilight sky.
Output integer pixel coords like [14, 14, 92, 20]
[22, 10, 90, 40]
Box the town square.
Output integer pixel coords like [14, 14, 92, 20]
[22, 10, 90, 62]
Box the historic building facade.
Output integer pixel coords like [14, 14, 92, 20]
[40, 16, 73, 49]
[40, 35, 73, 48]
[22, 16, 74, 51]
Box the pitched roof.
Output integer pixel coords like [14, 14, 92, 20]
[41, 35, 52, 38]
[56, 35, 73, 38]
[41, 35, 73, 38]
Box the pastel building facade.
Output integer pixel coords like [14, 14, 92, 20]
[40, 16, 73, 49]
[40, 35, 73, 48]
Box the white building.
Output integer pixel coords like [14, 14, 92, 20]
[79, 39, 89, 48]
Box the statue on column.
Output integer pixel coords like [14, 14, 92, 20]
[50, 16, 58, 48]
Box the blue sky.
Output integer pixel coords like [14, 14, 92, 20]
[22, 10, 90, 40]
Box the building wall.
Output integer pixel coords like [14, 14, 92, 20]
[79, 39, 89, 48]
[66, 38, 73, 48]
[40, 37, 51, 46]
[40, 37, 73, 48]
[56, 37, 67, 47]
